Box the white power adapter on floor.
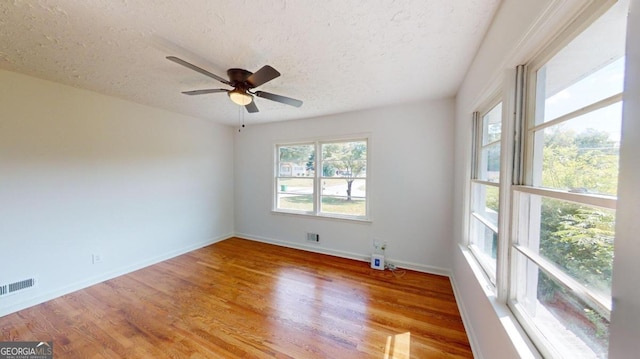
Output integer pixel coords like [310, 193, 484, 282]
[371, 254, 385, 270]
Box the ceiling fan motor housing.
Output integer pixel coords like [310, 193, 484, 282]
[227, 68, 253, 90]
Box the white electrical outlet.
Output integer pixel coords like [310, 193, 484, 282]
[92, 254, 103, 264]
[373, 238, 387, 254]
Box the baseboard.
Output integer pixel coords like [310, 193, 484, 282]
[236, 232, 369, 262]
[450, 272, 484, 359]
[234, 232, 451, 277]
[0, 233, 233, 318]
[388, 258, 450, 277]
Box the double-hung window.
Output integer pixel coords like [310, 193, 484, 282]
[470, 101, 503, 283]
[275, 138, 368, 220]
[508, 1, 628, 357]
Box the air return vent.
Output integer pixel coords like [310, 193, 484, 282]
[306, 233, 319, 242]
[0, 278, 35, 297]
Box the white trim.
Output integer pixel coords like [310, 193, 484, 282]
[507, 299, 562, 359]
[529, 92, 623, 132]
[270, 209, 372, 224]
[235, 233, 450, 277]
[453, 246, 543, 359]
[0, 233, 233, 318]
[471, 112, 480, 180]
[471, 179, 500, 187]
[471, 212, 498, 234]
[449, 272, 486, 359]
[236, 232, 371, 263]
[272, 132, 373, 146]
[513, 185, 617, 209]
[481, 139, 501, 149]
[387, 258, 450, 277]
[468, 244, 498, 285]
[496, 68, 519, 302]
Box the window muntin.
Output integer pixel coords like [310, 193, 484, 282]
[510, 1, 628, 357]
[274, 139, 368, 220]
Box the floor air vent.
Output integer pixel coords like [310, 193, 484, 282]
[0, 278, 35, 297]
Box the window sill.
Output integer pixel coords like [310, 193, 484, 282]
[271, 209, 372, 224]
[458, 245, 543, 359]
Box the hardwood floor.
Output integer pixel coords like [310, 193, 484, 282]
[1, 238, 472, 358]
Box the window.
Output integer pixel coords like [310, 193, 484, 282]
[508, 1, 628, 357]
[275, 138, 368, 220]
[276, 143, 315, 213]
[469, 101, 502, 283]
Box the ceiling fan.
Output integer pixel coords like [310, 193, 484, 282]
[167, 56, 303, 113]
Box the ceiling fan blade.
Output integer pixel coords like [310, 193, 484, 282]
[166, 56, 230, 85]
[246, 65, 280, 88]
[245, 101, 259, 113]
[182, 89, 228, 95]
[255, 91, 303, 107]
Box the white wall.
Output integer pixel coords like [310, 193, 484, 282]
[609, 0, 640, 357]
[452, 0, 640, 358]
[234, 100, 455, 273]
[0, 70, 235, 316]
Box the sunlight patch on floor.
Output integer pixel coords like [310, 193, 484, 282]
[384, 332, 411, 359]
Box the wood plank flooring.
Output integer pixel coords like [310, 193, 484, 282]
[0, 238, 472, 358]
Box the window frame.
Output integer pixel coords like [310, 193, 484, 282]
[462, 1, 626, 357]
[506, 1, 624, 357]
[469, 96, 504, 285]
[275, 142, 317, 215]
[273, 136, 370, 222]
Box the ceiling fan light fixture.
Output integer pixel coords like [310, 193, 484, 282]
[228, 89, 253, 106]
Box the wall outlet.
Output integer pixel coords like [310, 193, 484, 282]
[92, 254, 103, 264]
[373, 238, 387, 253]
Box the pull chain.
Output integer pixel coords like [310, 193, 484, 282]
[238, 105, 246, 132]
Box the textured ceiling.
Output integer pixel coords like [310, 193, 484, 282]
[0, 0, 500, 126]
